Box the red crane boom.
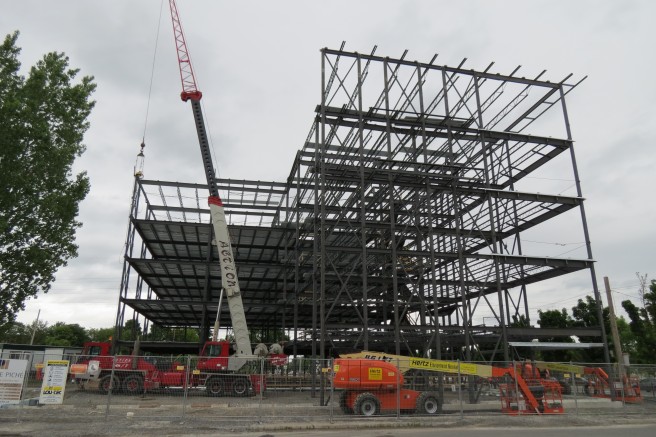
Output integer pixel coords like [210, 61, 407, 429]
[168, 0, 202, 102]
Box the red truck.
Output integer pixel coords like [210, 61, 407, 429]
[73, 340, 285, 396]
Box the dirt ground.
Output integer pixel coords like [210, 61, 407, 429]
[2, 386, 655, 437]
[2, 406, 656, 437]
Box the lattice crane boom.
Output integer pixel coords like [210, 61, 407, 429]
[168, 0, 202, 102]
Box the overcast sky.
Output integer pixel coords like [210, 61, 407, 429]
[2, 0, 655, 330]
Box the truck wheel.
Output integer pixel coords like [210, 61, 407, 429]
[206, 377, 225, 397]
[99, 375, 119, 394]
[122, 375, 143, 395]
[232, 378, 249, 396]
[339, 391, 354, 414]
[354, 392, 380, 416]
[416, 391, 441, 415]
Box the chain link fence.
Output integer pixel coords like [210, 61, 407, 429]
[2, 354, 656, 424]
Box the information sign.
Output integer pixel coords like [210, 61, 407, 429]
[39, 360, 70, 405]
[0, 359, 28, 405]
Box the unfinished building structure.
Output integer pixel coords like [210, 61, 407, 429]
[114, 46, 608, 363]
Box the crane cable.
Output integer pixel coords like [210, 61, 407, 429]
[121, 0, 166, 262]
[141, 0, 166, 146]
[140, 0, 223, 200]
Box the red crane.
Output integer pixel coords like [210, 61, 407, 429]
[166, 0, 255, 358]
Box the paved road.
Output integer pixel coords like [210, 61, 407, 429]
[221, 423, 656, 437]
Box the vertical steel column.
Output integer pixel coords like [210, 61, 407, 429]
[503, 139, 530, 324]
[293, 154, 301, 359]
[559, 86, 611, 366]
[473, 76, 509, 362]
[113, 176, 142, 353]
[382, 57, 401, 354]
[441, 69, 470, 361]
[311, 117, 319, 367]
[319, 52, 328, 363]
[415, 62, 442, 359]
[318, 49, 329, 406]
[356, 55, 369, 350]
[282, 180, 290, 334]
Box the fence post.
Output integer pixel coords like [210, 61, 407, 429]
[619, 361, 626, 410]
[512, 360, 520, 416]
[258, 357, 264, 423]
[181, 355, 190, 420]
[458, 359, 463, 420]
[329, 358, 334, 424]
[396, 358, 401, 420]
[570, 361, 579, 416]
[15, 356, 30, 423]
[105, 356, 116, 420]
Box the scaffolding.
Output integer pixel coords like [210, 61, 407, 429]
[114, 47, 609, 363]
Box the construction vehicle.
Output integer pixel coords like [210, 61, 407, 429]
[335, 352, 564, 416]
[71, 339, 285, 396]
[72, 0, 286, 395]
[333, 358, 442, 416]
[533, 361, 642, 403]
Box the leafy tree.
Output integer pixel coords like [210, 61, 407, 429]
[0, 32, 95, 330]
[537, 308, 576, 362]
[570, 295, 608, 362]
[615, 317, 637, 360]
[621, 280, 656, 364]
[121, 319, 142, 341]
[44, 322, 89, 347]
[537, 295, 635, 364]
[146, 324, 199, 342]
[249, 327, 289, 345]
[510, 314, 530, 328]
[0, 320, 48, 344]
[87, 326, 115, 342]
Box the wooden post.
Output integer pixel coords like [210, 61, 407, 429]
[604, 276, 625, 382]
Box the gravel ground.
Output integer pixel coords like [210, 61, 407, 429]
[2, 387, 655, 437]
[3, 408, 656, 437]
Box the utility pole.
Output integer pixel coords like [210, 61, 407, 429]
[603, 277, 625, 381]
[636, 272, 648, 307]
[29, 309, 41, 345]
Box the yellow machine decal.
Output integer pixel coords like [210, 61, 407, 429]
[341, 351, 493, 378]
[368, 367, 382, 381]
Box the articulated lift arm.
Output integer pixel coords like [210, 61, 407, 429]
[340, 351, 564, 414]
[168, 0, 252, 358]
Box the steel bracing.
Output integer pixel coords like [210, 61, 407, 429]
[114, 47, 608, 363]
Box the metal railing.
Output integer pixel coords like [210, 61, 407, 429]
[2, 355, 655, 424]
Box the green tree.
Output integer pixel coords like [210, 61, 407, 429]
[86, 326, 115, 342]
[0, 32, 95, 329]
[146, 324, 200, 342]
[0, 320, 48, 344]
[621, 280, 656, 364]
[570, 296, 608, 362]
[537, 308, 576, 362]
[44, 322, 89, 347]
[249, 327, 289, 345]
[615, 317, 637, 360]
[536, 298, 629, 364]
[121, 319, 142, 341]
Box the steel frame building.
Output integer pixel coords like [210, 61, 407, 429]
[114, 47, 609, 363]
